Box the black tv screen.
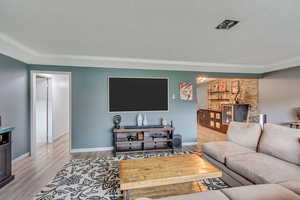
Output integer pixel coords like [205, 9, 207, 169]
[109, 77, 169, 112]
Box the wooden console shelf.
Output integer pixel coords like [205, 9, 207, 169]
[113, 126, 175, 156]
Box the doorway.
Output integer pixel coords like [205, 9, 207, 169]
[36, 76, 51, 144]
[31, 71, 71, 155]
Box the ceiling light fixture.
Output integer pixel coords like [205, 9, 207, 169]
[216, 19, 239, 30]
[197, 76, 207, 84]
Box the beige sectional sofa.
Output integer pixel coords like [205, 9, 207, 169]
[203, 123, 300, 186]
[138, 122, 300, 200]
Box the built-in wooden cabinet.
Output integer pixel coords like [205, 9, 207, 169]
[198, 104, 249, 134]
[198, 109, 228, 134]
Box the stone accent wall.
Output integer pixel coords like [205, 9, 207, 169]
[208, 79, 258, 111]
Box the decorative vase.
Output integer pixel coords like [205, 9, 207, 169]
[161, 118, 167, 127]
[143, 114, 148, 126]
[137, 113, 143, 126]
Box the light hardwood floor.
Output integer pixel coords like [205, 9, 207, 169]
[0, 125, 225, 200]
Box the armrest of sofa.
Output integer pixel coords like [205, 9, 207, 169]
[280, 180, 300, 196]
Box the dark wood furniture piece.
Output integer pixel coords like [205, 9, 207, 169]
[198, 109, 228, 134]
[221, 104, 249, 125]
[0, 127, 14, 188]
[289, 122, 300, 129]
[113, 126, 175, 156]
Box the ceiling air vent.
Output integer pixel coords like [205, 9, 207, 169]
[216, 20, 239, 30]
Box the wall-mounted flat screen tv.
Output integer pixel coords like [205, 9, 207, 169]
[109, 77, 169, 112]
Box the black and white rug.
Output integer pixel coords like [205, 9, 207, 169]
[35, 152, 229, 200]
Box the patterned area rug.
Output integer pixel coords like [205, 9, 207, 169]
[35, 152, 229, 200]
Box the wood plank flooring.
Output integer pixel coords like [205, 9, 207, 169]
[0, 125, 225, 200]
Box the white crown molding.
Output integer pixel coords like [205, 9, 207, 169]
[0, 33, 37, 63]
[267, 56, 300, 72]
[32, 54, 268, 73]
[1, 31, 298, 74]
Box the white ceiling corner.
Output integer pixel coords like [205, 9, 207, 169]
[0, 32, 37, 63]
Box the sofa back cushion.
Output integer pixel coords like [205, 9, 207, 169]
[227, 122, 262, 151]
[259, 123, 300, 166]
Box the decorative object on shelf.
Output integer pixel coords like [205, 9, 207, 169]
[137, 113, 143, 126]
[233, 93, 240, 104]
[212, 81, 219, 92]
[179, 82, 193, 101]
[172, 134, 182, 148]
[231, 80, 240, 94]
[127, 135, 137, 141]
[219, 80, 227, 92]
[143, 114, 148, 126]
[137, 132, 144, 141]
[161, 118, 168, 127]
[113, 115, 122, 129]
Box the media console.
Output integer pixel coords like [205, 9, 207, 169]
[112, 126, 176, 156]
[0, 127, 14, 188]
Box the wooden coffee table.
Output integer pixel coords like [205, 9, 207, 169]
[119, 154, 222, 200]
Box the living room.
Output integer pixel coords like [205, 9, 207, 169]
[0, 1, 300, 200]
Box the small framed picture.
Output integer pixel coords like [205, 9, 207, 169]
[179, 82, 193, 101]
[231, 80, 240, 94]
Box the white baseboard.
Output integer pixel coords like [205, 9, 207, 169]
[182, 142, 198, 146]
[70, 142, 198, 153]
[70, 147, 113, 153]
[12, 152, 30, 164]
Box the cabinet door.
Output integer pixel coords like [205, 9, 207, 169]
[0, 144, 10, 181]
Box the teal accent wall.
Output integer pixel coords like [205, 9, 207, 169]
[0, 54, 30, 159]
[30, 65, 261, 149]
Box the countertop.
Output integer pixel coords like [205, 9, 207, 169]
[0, 127, 14, 134]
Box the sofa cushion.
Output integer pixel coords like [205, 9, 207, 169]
[203, 141, 254, 164]
[227, 122, 262, 151]
[280, 180, 300, 195]
[138, 190, 230, 200]
[226, 153, 300, 184]
[259, 123, 300, 166]
[222, 184, 300, 200]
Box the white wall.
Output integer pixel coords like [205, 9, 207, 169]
[258, 66, 300, 125]
[52, 74, 69, 140]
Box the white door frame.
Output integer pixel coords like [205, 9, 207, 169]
[30, 70, 72, 155]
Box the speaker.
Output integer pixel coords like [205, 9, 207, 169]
[173, 134, 182, 149]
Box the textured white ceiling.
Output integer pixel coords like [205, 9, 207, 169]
[0, 0, 300, 73]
